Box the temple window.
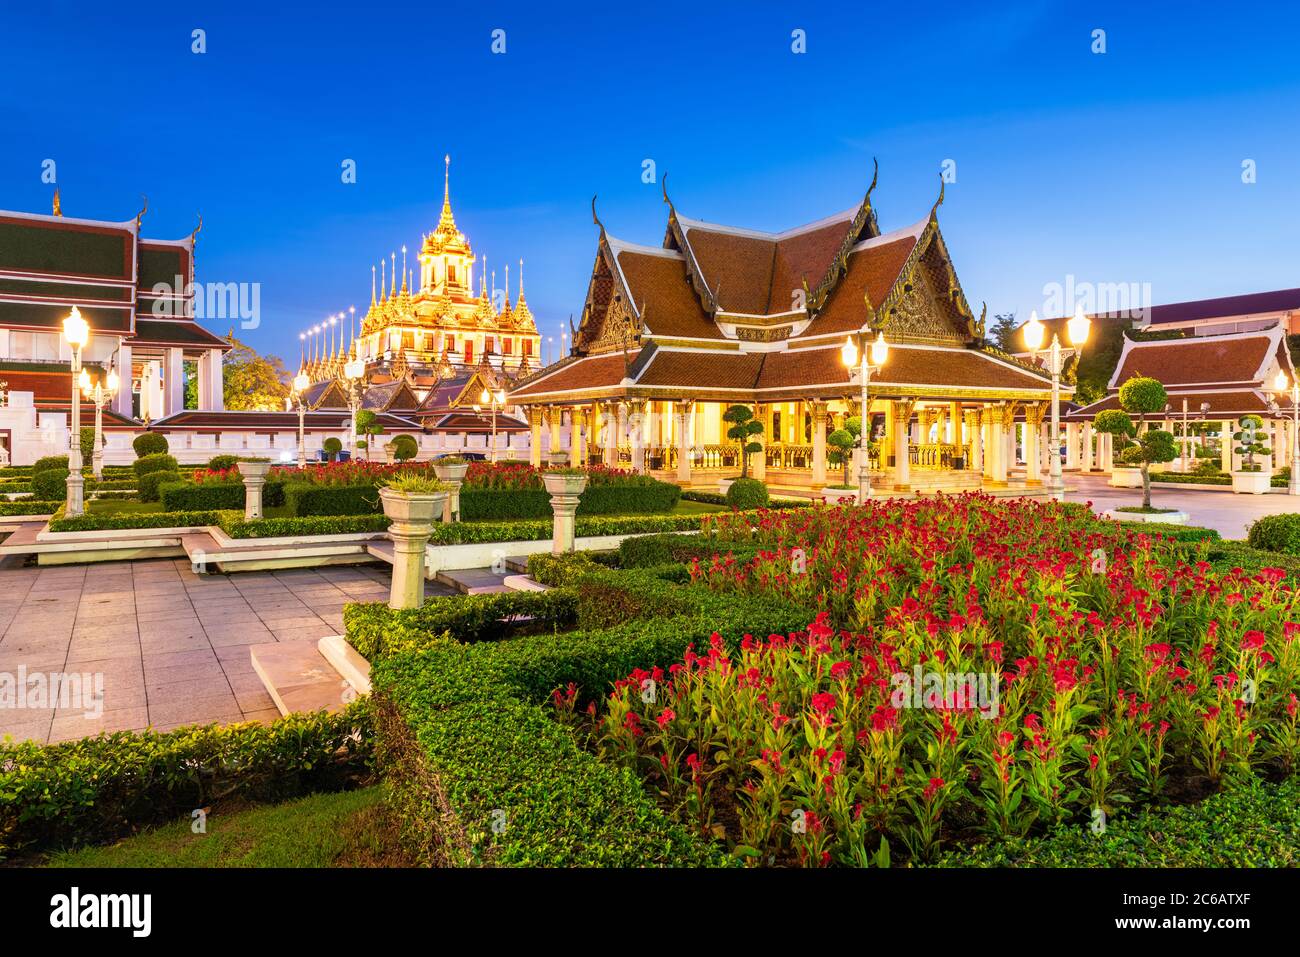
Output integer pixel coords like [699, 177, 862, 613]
[523, 339, 532, 357]
[503, 338, 513, 355]
[464, 340, 473, 363]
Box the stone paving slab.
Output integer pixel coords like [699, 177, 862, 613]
[0, 557, 429, 745]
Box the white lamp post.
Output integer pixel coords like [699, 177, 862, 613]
[1023, 307, 1090, 501]
[1272, 370, 1300, 496]
[62, 306, 90, 516]
[475, 388, 507, 462]
[79, 364, 119, 480]
[840, 330, 889, 505]
[344, 354, 366, 458]
[292, 369, 311, 468]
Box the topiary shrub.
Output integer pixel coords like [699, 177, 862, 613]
[31, 468, 69, 501]
[80, 427, 96, 462]
[390, 434, 418, 462]
[138, 470, 182, 503]
[133, 433, 169, 458]
[133, 453, 179, 479]
[1246, 514, 1300, 555]
[322, 437, 343, 462]
[207, 454, 239, 472]
[725, 476, 769, 509]
[32, 455, 69, 476]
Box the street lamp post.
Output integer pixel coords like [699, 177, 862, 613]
[1272, 370, 1300, 496]
[62, 306, 90, 516]
[344, 354, 365, 458]
[292, 370, 310, 468]
[1022, 307, 1091, 501]
[79, 364, 119, 480]
[475, 388, 507, 462]
[840, 330, 890, 505]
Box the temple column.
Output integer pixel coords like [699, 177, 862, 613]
[569, 408, 586, 465]
[547, 407, 563, 464]
[969, 409, 983, 475]
[1082, 422, 1094, 471]
[989, 404, 1008, 483]
[751, 403, 767, 482]
[1065, 423, 1080, 469]
[628, 402, 645, 473]
[617, 402, 629, 469]
[529, 407, 543, 468]
[114, 343, 133, 417]
[1221, 420, 1233, 473]
[1024, 405, 1044, 485]
[893, 400, 912, 488]
[675, 400, 694, 485]
[811, 400, 828, 486]
[163, 348, 184, 417]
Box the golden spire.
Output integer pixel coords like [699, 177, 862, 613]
[370, 265, 377, 307]
[514, 258, 536, 331]
[400, 245, 409, 294]
[389, 253, 396, 300]
[52, 187, 62, 217]
[437, 154, 456, 233]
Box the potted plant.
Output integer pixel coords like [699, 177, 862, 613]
[1231, 414, 1272, 494]
[720, 404, 764, 494]
[1093, 376, 1177, 507]
[234, 456, 273, 481]
[824, 416, 861, 501]
[378, 473, 450, 525]
[432, 454, 470, 484]
[541, 466, 589, 498]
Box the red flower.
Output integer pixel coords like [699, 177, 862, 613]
[811, 692, 837, 714]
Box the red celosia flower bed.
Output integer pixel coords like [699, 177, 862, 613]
[554, 495, 1300, 866]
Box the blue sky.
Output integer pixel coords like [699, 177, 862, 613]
[2, 1, 1298, 364]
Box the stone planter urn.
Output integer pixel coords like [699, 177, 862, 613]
[379, 486, 449, 610]
[549, 450, 570, 467]
[1232, 470, 1271, 495]
[432, 461, 470, 523]
[821, 486, 856, 505]
[384, 442, 397, 465]
[236, 458, 274, 520]
[1109, 466, 1143, 488]
[542, 472, 588, 555]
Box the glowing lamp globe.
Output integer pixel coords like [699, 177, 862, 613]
[870, 331, 889, 367]
[293, 371, 310, 394]
[840, 335, 859, 369]
[1022, 311, 1045, 352]
[1067, 306, 1091, 346]
[78, 368, 91, 393]
[107, 368, 120, 394]
[1276, 370, 1290, 393]
[63, 306, 89, 348]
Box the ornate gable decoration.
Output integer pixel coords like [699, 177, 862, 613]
[660, 178, 719, 316]
[808, 159, 883, 314]
[871, 215, 980, 346]
[574, 201, 644, 357]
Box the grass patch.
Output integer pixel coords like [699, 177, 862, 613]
[44, 787, 410, 868]
[670, 500, 729, 514]
[1114, 505, 1180, 514]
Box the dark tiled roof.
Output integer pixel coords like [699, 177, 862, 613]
[509, 352, 633, 399]
[802, 234, 919, 337]
[127, 319, 230, 349]
[1067, 390, 1273, 422]
[427, 412, 528, 433]
[1146, 288, 1300, 326]
[148, 410, 422, 431]
[636, 350, 763, 389]
[1113, 334, 1273, 387]
[615, 249, 723, 339]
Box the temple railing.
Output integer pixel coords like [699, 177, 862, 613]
[909, 443, 969, 469]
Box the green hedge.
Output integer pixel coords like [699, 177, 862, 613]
[31, 468, 68, 501]
[86, 479, 135, 491]
[1247, 513, 1300, 554]
[1202, 540, 1300, 576]
[1118, 522, 1220, 543]
[616, 531, 764, 569]
[133, 452, 178, 478]
[0, 500, 62, 516]
[938, 777, 1300, 867]
[47, 509, 223, 533]
[0, 703, 371, 857]
[368, 579, 811, 866]
[459, 479, 682, 521]
[138, 469, 181, 502]
[160, 479, 286, 512]
[680, 489, 812, 509]
[218, 513, 391, 539]
[284, 482, 381, 517]
[427, 512, 717, 546]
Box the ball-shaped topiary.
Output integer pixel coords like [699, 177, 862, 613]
[133, 433, 169, 458]
[322, 437, 343, 456]
[138, 470, 182, 503]
[390, 434, 418, 461]
[133, 453, 179, 479]
[32, 455, 70, 475]
[1117, 376, 1168, 417]
[725, 476, 769, 509]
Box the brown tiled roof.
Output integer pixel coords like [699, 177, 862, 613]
[1067, 390, 1273, 422]
[614, 249, 723, 340]
[801, 235, 919, 338]
[681, 216, 853, 316]
[1113, 334, 1272, 387]
[1146, 288, 1300, 326]
[149, 410, 422, 431]
[755, 345, 1051, 395]
[427, 412, 528, 433]
[127, 319, 230, 350]
[636, 350, 763, 389]
[509, 352, 632, 399]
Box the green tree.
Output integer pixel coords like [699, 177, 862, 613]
[826, 415, 861, 487]
[355, 409, 381, 461]
[1093, 376, 1177, 508]
[723, 404, 764, 478]
[989, 312, 1019, 351]
[183, 359, 199, 410]
[1232, 414, 1271, 472]
[222, 330, 291, 411]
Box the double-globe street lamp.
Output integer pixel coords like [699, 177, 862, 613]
[62, 307, 90, 516]
[840, 330, 890, 505]
[474, 388, 507, 463]
[1022, 307, 1091, 501]
[79, 364, 120, 481]
[1271, 370, 1300, 496]
[344, 353, 366, 459]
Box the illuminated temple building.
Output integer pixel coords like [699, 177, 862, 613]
[304, 157, 541, 391]
[508, 168, 1069, 492]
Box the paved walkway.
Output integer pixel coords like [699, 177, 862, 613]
[1065, 472, 1300, 538]
[0, 560, 405, 745]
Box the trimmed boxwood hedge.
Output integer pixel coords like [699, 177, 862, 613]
[1247, 513, 1300, 554]
[137, 469, 181, 502]
[0, 499, 62, 516]
[937, 777, 1300, 867]
[459, 479, 682, 521]
[47, 509, 223, 533]
[160, 479, 286, 512]
[284, 482, 381, 517]
[218, 513, 391, 539]
[0, 703, 371, 857]
[680, 489, 812, 509]
[30, 469, 68, 501]
[367, 573, 813, 866]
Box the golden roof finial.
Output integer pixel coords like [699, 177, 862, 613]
[517, 259, 526, 301]
[400, 245, 408, 295]
[389, 252, 397, 299]
[52, 187, 62, 217]
[436, 154, 457, 234]
[380, 257, 387, 300]
[135, 194, 148, 229]
[504, 262, 510, 308]
[371, 264, 377, 307]
[190, 213, 203, 244]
